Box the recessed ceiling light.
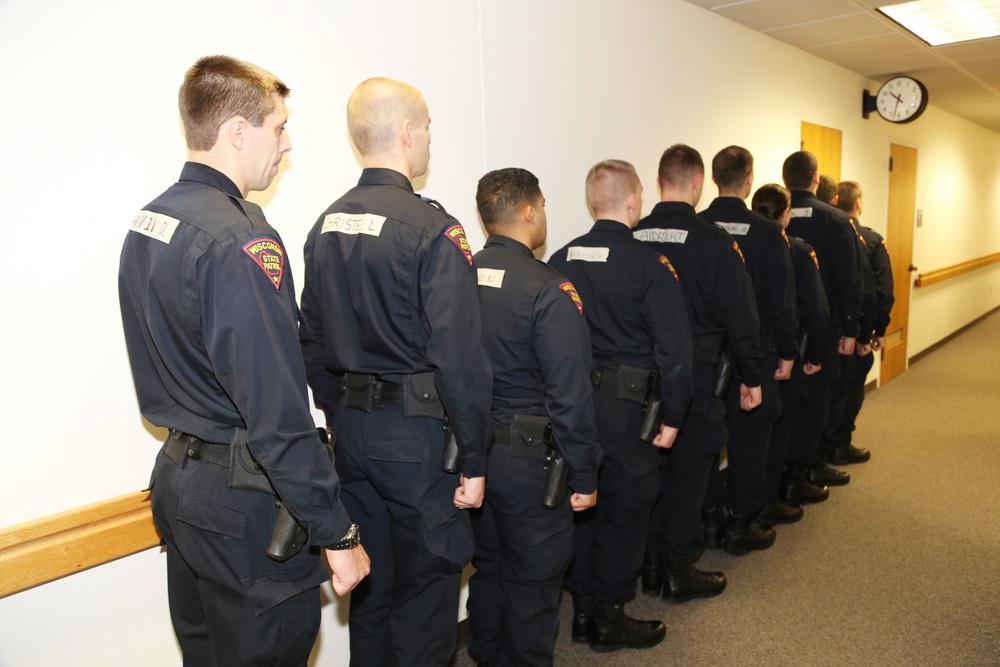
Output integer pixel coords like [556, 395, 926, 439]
[878, 0, 1000, 46]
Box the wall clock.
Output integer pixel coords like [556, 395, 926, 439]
[863, 76, 929, 123]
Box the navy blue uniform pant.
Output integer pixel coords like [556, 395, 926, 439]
[467, 442, 573, 666]
[819, 350, 857, 458]
[566, 390, 658, 602]
[335, 402, 473, 667]
[650, 363, 726, 560]
[788, 332, 841, 466]
[766, 361, 809, 489]
[150, 443, 326, 667]
[829, 350, 875, 448]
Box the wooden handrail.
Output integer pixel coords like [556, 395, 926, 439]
[0, 491, 160, 599]
[915, 252, 1000, 288]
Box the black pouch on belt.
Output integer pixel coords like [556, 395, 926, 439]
[402, 372, 445, 419]
[343, 373, 375, 412]
[228, 427, 276, 495]
[511, 415, 551, 461]
[638, 370, 663, 443]
[616, 363, 651, 404]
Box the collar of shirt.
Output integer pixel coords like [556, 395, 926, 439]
[357, 167, 415, 192]
[790, 190, 819, 205]
[591, 219, 635, 234]
[651, 201, 697, 216]
[178, 161, 242, 198]
[707, 196, 748, 212]
[485, 234, 533, 257]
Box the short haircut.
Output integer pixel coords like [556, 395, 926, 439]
[476, 168, 541, 228]
[712, 145, 754, 191]
[179, 55, 290, 152]
[347, 77, 426, 156]
[782, 151, 818, 190]
[658, 144, 705, 188]
[816, 175, 838, 204]
[751, 183, 791, 222]
[837, 181, 863, 213]
[585, 159, 640, 216]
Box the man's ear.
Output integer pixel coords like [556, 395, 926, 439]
[523, 201, 537, 226]
[401, 118, 413, 149]
[226, 116, 248, 151]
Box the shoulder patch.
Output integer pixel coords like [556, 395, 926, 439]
[732, 240, 746, 265]
[559, 281, 584, 315]
[242, 237, 285, 290]
[808, 249, 820, 271]
[881, 239, 889, 252]
[780, 228, 790, 247]
[444, 224, 474, 265]
[658, 255, 680, 282]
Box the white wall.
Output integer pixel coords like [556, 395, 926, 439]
[2, 0, 999, 664]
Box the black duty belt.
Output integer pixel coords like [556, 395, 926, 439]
[165, 430, 229, 467]
[590, 369, 622, 392]
[692, 333, 725, 364]
[343, 373, 405, 405]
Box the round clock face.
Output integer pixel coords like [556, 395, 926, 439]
[876, 76, 928, 123]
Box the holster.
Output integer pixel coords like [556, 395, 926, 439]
[797, 329, 809, 362]
[267, 427, 334, 562]
[510, 415, 552, 461]
[441, 418, 460, 474]
[638, 370, 663, 443]
[712, 345, 735, 399]
[542, 447, 570, 509]
[228, 427, 276, 495]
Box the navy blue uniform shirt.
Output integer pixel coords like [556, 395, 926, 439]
[119, 161, 351, 546]
[858, 226, 895, 338]
[787, 235, 832, 365]
[300, 168, 492, 477]
[474, 235, 601, 494]
[548, 219, 693, 428]
[634, 201, 763, 388]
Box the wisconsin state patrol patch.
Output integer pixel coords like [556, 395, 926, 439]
[444, 224, 474, 265]
[242, 237, 285, 290]
[732, 240, 746, 264]
[559, 281, 584, 315]
[808, 249, 820, 270]
[658, 255, 680, 282]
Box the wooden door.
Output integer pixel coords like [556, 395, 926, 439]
[880, 144, 917, 384]
[801, 121, 842, 180]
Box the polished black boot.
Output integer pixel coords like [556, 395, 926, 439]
[571, 592, 596, 644]
[641, 548, 666, 596]
[702, 505, 727, 550]
[808, 462, 851, 486]
[723, 510, 776, 556]
[662, 553, 727, 602]
[781, 465, 830, 505]
[590, 600, 666, 653]
[755, 487, 804, 526]
[829, 443, 871, 465]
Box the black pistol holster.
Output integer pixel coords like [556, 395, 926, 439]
[267, 427, 335, 562]
[638, 369, 663, 443]
[694, 334, 733, 399]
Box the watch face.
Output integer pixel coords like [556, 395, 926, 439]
[876, 77, 928, 123]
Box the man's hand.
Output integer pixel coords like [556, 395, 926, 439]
[325, 543, 371, 597]
[839, 336, 857, 356]
[774, 357, 795, 381]
[856, 342, 873, 357]
[803, 362, 822, 375]
[873, 336, 886, 351]
[454, 474, 485, 509]
[652, 424, 679, 449]
[740, 384, 762, 412]
[570, 491, 597, 512]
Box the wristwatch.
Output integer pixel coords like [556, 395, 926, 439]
[326, 522, 361, 550]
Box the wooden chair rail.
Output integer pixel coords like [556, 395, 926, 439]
[915, 252, 1000, 288]
[0, 491, 160, 599]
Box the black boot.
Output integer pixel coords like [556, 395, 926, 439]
[755, 487, 804, 526]
[781, 465, 829, 505]
[723, 510, 776, 556]
[808, 462, 850, 486]
[702, 506, 727, 550]
[590, 600, 666, 653]
[641, 548, 666, 596]
[571, 592, 596, 644]
[828, 442, 871, 465]
[662, 553, 726, 602]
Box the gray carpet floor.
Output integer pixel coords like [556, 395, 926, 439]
[455, 309, 1000, 666]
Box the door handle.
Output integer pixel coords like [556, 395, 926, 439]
[908, 264, 919, 272]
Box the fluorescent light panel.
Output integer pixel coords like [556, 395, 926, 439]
[878, 0, 1000, 46]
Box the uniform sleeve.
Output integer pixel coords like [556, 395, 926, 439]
[796, 245, 832, 365]
[534, 281, 601, 494]
[858, 236, 879, 345]
[419, 226, 493, 478]
[640, 259, 693, 428]
[299, 226, 343, 426]
[201, 238, 351, 547]
[761, 229, 799, 360]
[716, 240, 763, 386]
[833, 218, 863, 337]
[870, 237, 895, 336]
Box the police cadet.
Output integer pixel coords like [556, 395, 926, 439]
[634, 144, 765, 599]
[829, 181, 895, 465]
[465, 168, 601, 667]
[549, 159, 693, 653]
[698, 146, 800, 530]
[752, 184, 832, 511]
[299, 78, 492, 667]
[781, 152, 863, 502]
[118, 56, 369, 666]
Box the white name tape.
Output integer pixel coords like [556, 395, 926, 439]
[790, 207, 813, 218]
[322, 212, 386, 236]
[477, 268, 505, 288]
[634, 228, 688, 244]
[567, 246, 610, 262]
[715, 222, 750, 236]
[130, 210, 180, 244]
